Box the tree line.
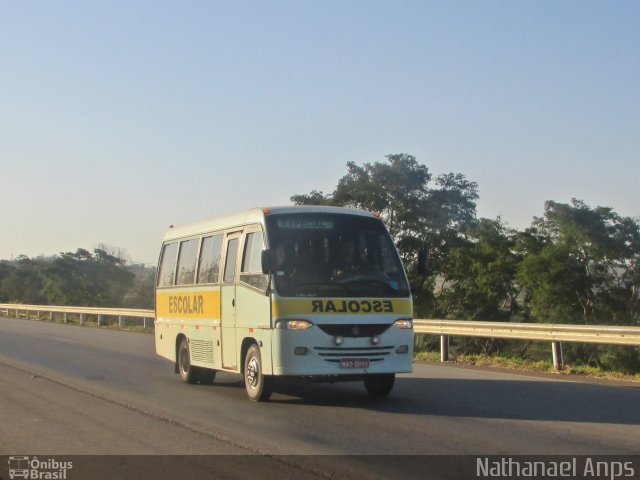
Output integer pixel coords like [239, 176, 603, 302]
[292, 154, 640, 372]
[0, 248, 155, 309]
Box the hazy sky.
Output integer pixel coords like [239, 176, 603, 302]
[2, 1, 638, 264]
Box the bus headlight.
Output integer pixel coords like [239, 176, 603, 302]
[393, 319, 413, 329]
[275, 319, 313, 330]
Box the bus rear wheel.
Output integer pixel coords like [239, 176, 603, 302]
[364, 373, 395, 397]
[178, 338, 216, 385]
[178, 337, 198, 384]
[244, 344, 273, 401]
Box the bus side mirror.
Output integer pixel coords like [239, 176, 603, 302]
[261, 249, 274, 274]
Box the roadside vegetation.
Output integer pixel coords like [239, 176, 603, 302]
[414, 338, 640, 383]
[1, 153, 639, 375]
[0, 247, 155, 309]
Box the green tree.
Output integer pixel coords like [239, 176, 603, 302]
[289, 190, 334, 206]
[0, 261, 14, 302]
[124, 264, 157, 309]
[436, 218, 519, 321]
[291, 153, 479, 317]
[41, 248, 134, 307]
[331, 154, 432, 239]
[517, 199, 640, 325]
[0, 256, 46, 304]
[516, 200, 640, 371]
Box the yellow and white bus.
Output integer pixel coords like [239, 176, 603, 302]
[155, 206, 413, 401]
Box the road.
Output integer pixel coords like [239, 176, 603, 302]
[0, 316, 639, 479]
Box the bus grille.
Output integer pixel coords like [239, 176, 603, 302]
[191, 340, 214, 364]
[316, 324, 391, 338]
[313, 345, 393, 363]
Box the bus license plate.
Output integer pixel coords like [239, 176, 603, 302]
[340, 358, 369, 369]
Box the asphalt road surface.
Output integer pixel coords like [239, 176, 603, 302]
[1, 316, 639, 479]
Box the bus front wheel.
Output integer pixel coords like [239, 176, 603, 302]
[364, 373, 395, 397]
[244, 344, 273, 401]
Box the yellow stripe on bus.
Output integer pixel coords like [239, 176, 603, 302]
[156, 290, 221, 319]
[272, 298, 413, 317]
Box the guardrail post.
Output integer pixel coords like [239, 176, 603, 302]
[49, 312, 53, 321]
[143, 317, 149, 329]
[440, 335, 449, 362]
[118, 316, 123, 328]
[552, 341, 563, 371]
[64, 312, 68, 323]
[79, 314, 85, 326]
[97, 314, 103, 326]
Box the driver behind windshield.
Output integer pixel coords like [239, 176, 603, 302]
[333, 238, 368, 278]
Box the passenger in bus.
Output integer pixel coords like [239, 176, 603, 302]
[333, 239, 366, 277]
[274, 243, 287, 271]
[291, 241, 317, 281]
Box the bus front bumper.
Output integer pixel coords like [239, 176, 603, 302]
[271, 325, 413, 376]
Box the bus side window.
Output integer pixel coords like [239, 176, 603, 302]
[223, 238, 239, 283]
[197, 234, 223, 284]
[240, 232, 268, 290]
[157, 242, 179, 287]
[241, 232, 264, 273]
[176, 238, 199, 285]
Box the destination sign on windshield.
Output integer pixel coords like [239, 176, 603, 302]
[276, 218, 334, 229]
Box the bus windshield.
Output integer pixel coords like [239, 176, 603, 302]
[265, 213, 410, 298]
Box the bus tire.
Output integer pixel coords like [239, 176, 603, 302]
[364, 373, 395, 397]
[244, 344, 273, 401]
[178, 337, 198, 384]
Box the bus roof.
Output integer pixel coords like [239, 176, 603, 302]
[162, 206, 377, 242]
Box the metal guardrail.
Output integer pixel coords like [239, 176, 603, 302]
[414, 319, 640, 370]
[2, 304, 639, 370]
[0, 303, 155, 329]
[413, 319, 640, 346]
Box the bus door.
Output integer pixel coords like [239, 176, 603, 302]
[221, 231, 241, 370]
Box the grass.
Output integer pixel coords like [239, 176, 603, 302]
[414, 350, 640, 383]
